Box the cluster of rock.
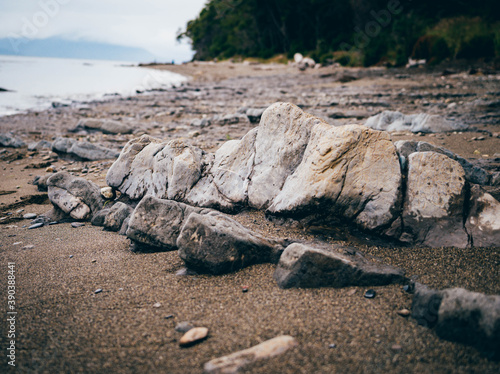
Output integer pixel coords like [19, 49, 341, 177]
[105, 102, 500, 249]
[0, 132, 25, 148]
[293, 53, 317, 71]
[69, 118, 133, 135]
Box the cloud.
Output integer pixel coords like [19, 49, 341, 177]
[0, 0, 207, 61]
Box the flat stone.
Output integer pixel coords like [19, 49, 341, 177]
[203, 335, 297, 373]
[177, 211, 285, 275]
[179, 327, 208, 347]
[274, 243, 405, 289]
[23, 213, 37, 220]
[28, 223, 44, 230]
[71, 222, 85, 228]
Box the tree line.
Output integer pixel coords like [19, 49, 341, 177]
[178, 0, 500, 66]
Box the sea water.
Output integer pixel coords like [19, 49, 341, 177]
[0, 55, 187, 116]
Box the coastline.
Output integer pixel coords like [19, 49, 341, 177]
[0, 61, 499, 373]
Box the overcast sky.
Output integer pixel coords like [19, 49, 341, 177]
[0, 0, 208, 62]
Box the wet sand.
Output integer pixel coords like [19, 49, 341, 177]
[0, 61, 499, 373]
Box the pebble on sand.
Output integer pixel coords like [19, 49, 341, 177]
[179, 327, 209, 347]
[175, 322, 194, 333]
[94, 289, 103, 294]
[23, 213, 37, 219]
[71, 222, 85, 228]
[397, 309, 411, 317]
[22, 245, 35, 250]
[364, 290, 377, 299]
[28, 223, 44, 229]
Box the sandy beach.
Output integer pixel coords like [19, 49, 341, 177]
[1, 61, 499, 373]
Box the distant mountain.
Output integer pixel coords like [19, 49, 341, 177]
[0, 37, 157, 63]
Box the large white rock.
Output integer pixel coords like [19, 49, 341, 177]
[106, 135, 203, 201]
[401, 152, 468, 247]
[248, 102, 322, 209]
[268, 124, 402, 231]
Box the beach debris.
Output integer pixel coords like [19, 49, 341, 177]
[175, 322, 194, 333]
[28, 223, 44, 230]
[365, 111, 467, 133]
[177, 211, 285, 275]
[203, 335, 297, 373]
[52, 137, 119, 161]
[179, 327, 208, 347]
[274, 243, 405, 289]
[0, 132, 25, 148]
[412, 284, 500, 360]
[364, 290, 377, 299]
[70, 118, 133, 135]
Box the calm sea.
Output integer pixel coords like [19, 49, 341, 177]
[0, 55, 187, 116]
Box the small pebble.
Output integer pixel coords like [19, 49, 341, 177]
[242, 286, 249, 293]
[165, 315, 174, 320]
[403, 284, 414, 293]
[364, 289, 376, 299]
[347, 289, 357, 296]
[329, 344, 337, 349]
[49, 221, 59, 225]
[175, 322, 194, 333]
[23, 213, 37, 220]
[13, 242, 23, 246]
[91, 259, 97, 263]
[179, 327, 209, 347]
[71, 222, 85, 228]
[391, 344, 402, 351]
[94, 289, 103, 294]
[69, 255, 73, 258]
[397, 309, 411, 317]
[22, 245, 35, 250]
[153, 302, 161, 308]
[28, 223, 44, 230]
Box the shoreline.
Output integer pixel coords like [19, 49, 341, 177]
[1, 61, 499, 373]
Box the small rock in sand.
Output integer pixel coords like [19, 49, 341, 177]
[23, 213, 37, 219]
[71, 222, 85, 228]
[175, 322, 194, 333]
[179, 327, 208, 347]
[28, 223, 44, 229]
[364, 290, 377, 299]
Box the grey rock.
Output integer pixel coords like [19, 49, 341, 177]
[103, 202, 133, 232]
[175, 322, 194, 333]
[23, 213, 37, 220]
[177, 211, 285, 274]
[28, 140, 52, 151]
[126, 196, 205, 251]
[0, 133, 25, 148]
[204, 335, 298, 374]
[273, 243, 405, 289]
[191, 118, 211, 128]
[91, 208, 111, 226]
[106, 135, 203, 201]
[72, 118, 133, 134]
[365, 111, 467, 133]
[412, 284, 500, 360]
[465, 185, 500, 247]
[401, 152, 469, 247]
[52, 137, 119, 161]
[269, 124, 402, 231]
[47, 172, 104, 221]
[215, 114, 246, 126]
[71, 222, 85, 228]
[246, 107, 266, 123]
[28, 223, 44, 230]
[395, 140, 490, 185]
[31, 206, 68, 226]
[32, 174, 51, 192]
